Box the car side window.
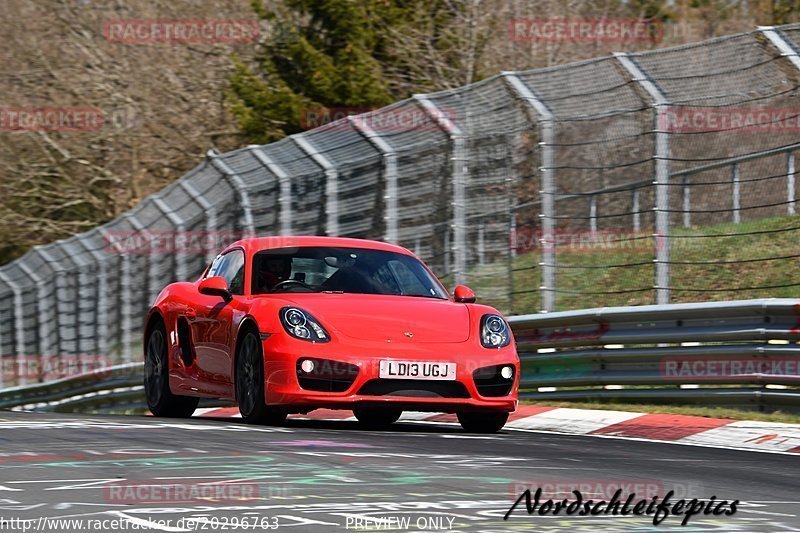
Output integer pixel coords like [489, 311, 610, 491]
[206, 255, 223, 278]
[211, 250, 245, 295]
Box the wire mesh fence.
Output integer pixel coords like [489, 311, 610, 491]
[3, 25, 800, 387]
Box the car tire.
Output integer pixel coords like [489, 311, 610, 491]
[236, 329, 287, 425]
[353, 407, 402, 429]
[144, 320, 199, 418]
[457, 412, 509, 433]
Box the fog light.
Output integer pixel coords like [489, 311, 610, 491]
[300, 359, 315, 373]
[500, 366, 514, 379]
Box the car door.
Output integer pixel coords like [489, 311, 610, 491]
[191, 249, 244, 385]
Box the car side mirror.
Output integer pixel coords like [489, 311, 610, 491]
[199, 276, 232, 301]
[454, 285, 476, 303]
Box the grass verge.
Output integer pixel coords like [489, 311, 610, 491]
[470, 214, 800, 314]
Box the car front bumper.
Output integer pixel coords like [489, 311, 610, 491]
[261, 333, 519, 413]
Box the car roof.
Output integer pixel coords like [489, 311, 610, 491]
[223, 236, 414, 256]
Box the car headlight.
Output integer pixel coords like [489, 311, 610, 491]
[279, 307, 330, 343]
[481, 314, 511, 348]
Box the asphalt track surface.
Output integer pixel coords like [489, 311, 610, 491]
[0, 411, 797, 532]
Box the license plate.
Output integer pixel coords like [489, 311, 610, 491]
[379, 360, 456, 380]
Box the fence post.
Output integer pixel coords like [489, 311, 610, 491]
[510, 211, 518, 259]
[0, 270, 26, 385]
[502, 72, 556, 312]
[152, 196, 187, 281]
[58, 239, 99, 359]
[478, 222, 485, 266]
[760, 26, 800, 217]
[207, 151, 255, 236]
[614, 52, 671, 305]
[73, 236, 109, 361]
[120, 213, 150, 363]
[0, 282, 7, 387]
[759, 26, 800, 70]
[443, 229, 451, 273]
[682, 177, 691, 227]
[248, 146, 292, 237]
[32, 247, 63, 355]
[31, 248, 63, 356]
[414, 95, 467, 286]
[788, 152, 796, 216]
[0, 274, 5, 388]
[179, 180, 219, 266]
[120, 249, 133, 364]
[589, 195, 598, 238]
[16, 260, 48, 382]
[51, 242, 82, 356]
[632, 188, 641, 232]
[292, 136, 339, 236]
[348, 116, 399, 244]
[732, 163, 741, 224]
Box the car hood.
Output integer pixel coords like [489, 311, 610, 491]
[277, 294, 471, 343]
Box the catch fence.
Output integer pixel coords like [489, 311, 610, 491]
[3, 25, 800, 385]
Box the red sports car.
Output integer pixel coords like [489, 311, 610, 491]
[144, 237, 519, 432]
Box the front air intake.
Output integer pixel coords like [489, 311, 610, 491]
[358, 379, 470, 398]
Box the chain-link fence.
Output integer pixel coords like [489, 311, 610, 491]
[3, 25, 800, 387]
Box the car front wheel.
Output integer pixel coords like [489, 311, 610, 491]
[236, 330, 287, 425]
[457, 412, 509, 433]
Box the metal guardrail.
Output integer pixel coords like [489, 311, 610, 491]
[0, 362, 234, 414]
[45, 386, 146, 414]
[0, 363, 141, 411]
[2, 298, 800, 413]
[510, 298, 800, 411]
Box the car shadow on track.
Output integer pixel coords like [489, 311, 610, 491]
[199, 416, 469, 434]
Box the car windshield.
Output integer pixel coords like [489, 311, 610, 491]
[251, 246, 449, 299]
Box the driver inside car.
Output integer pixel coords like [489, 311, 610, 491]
[257, 256, 293, 292]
